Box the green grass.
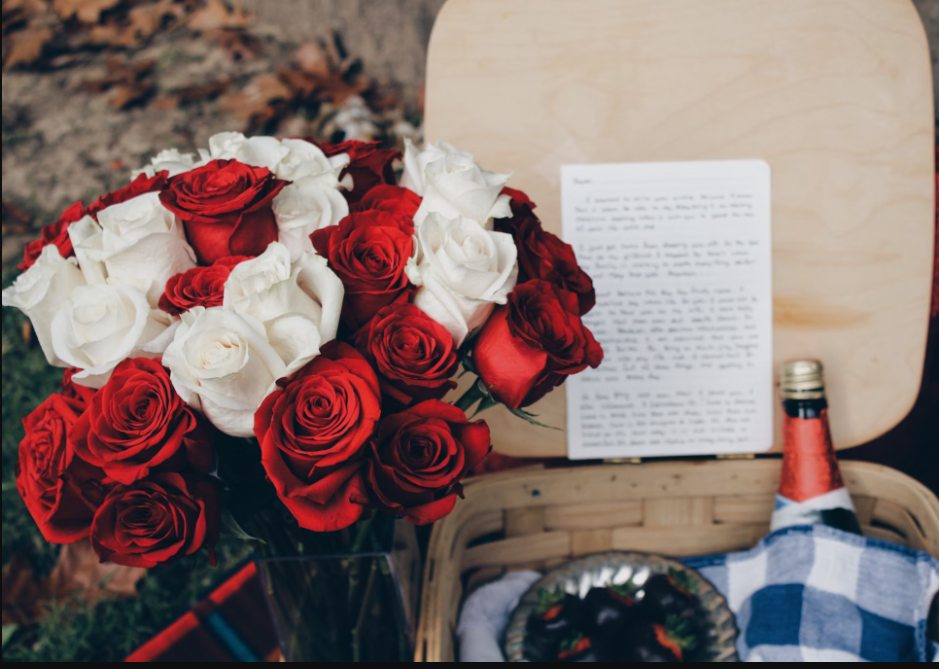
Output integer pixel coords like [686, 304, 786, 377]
[1, 267, 254, 662]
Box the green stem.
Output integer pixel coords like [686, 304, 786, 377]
[454, 380, 485, 412]
[351, 561, 379, 663]
[351, 515, 375, 553]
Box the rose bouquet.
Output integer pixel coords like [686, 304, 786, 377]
[2, 133, 602, 578]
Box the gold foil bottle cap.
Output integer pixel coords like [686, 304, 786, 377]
[780, 360, 826, 400]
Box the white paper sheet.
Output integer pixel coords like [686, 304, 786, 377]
[562, 160, 774, 460]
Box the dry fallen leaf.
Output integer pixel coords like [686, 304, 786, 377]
[52, 0, 122, 24]
[3, 25, 53, 70]
[188, 0, 251, 32]
[114, 0, 185, 48]
[1, 542, 146, 627]
[2, 0, 49, 34]
[205, 26, 261, 61]
[1, 199, 33, 234]
[151, 78, 233, 111]
[220, 72, 293, 128]
[294, 41, 331, 78]
[78, 56, 154, 108]
[173, 78, 231, 104]
[278, 67, 369, 108]
[1, 553, 40, 627]
[110, 81, 152, 109]
[21, 320, 32, 346]
[45, 540, 146, 602]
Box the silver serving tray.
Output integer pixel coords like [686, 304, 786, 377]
[504, 552, 739, 662]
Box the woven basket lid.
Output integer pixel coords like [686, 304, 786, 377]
[426, 0, 936, 457]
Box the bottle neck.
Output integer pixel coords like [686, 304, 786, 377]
[777, 394, 863, 536]
[782, 396, 828, 420]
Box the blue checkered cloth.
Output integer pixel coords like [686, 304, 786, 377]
[684, 525, 939, 662]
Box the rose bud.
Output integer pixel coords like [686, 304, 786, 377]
[354, 303, 459, 407]
[363, 401, 491, 525]
[159, 256, 251, 317]
[70, 358, 215, 486]
[316, 139, 401, 204]
[85, 171, 169, 220]
[311, 210, 416, 330]
[473, 280, 604, 409]
[91, 473, 219, 568]
[160, 159, 287, 265]
[256, 341, 381, 533]
[19, 202, 86, 271]
[16, 394, 109, 544]
[495, 194, 595, 316]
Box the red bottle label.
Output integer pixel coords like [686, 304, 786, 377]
[779, 409, 846, 503]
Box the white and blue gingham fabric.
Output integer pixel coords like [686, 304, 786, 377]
[683, 525, 939, 663]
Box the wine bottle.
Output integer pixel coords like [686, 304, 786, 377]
[770, 360, 862, 535]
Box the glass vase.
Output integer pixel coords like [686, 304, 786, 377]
[252, 513, 422, 663]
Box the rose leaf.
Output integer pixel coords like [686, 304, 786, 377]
[2, 625, 17, 649]
[221, 509, 266, 545]
[508, 407, 563, 431]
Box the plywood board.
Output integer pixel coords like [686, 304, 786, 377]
[426, 0, 936, 456]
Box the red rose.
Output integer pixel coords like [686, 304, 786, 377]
[351, 185, 422, 223]
[354, 304, 458, 407]
[501, 187, 537, 212]
[363, 401, 491, 525]
[160, 160, 287, 265]
[86, 172, 169, 219]
[15, 394, 108, 544]
[256, 341, 381, 533]
[496, 193, 595, 316]
[70, 358, 215, 486]
[318, 140, 400, 204]
[311, 210, 415, 330]
[19, 202, 86, 271]
[159, 256, 250, 316]
[61, 368, 97, 407]
[91, 473, 219, 568]
[473, 280, 604, 409]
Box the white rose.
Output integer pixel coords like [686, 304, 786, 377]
[200, 134, 349, 184]
[1, 245, 86, 367]
[49, 284, 175, 389]
[275, 138, 350, 183]
[403, 140, 513, 227]
[273, 177, 350, 261]
[163, 307, 321, 438]
[402, 140, 471, 196]
[68, 193, 197, 308]
[223, 242, 343, 343]
[406, 213, 518, 347]
[132, 148, 198, 179]
[201, 132, 289, 173]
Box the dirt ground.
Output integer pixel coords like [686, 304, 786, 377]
[1, 0, 937, 265]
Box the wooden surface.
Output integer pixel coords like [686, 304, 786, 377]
[415, 459, 939, 661]
[426, 0, 937, 457]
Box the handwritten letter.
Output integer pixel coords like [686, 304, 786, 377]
[562, 161, 774, 459]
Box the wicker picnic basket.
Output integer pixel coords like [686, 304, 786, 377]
[414, 0, 938, 661]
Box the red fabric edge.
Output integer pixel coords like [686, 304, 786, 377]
[208, 563, 258, 607]
[125, 612, 201, 663]
[124, 564, 259, 663]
